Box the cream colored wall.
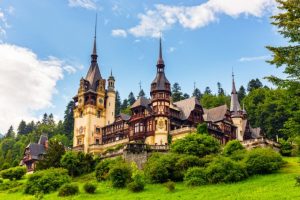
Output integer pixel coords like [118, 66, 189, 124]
[232, 117, 245, 141]
[105, 91, 116, 125]
[153, 117, 169, 145]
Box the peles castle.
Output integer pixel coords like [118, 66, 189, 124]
[72, 31, 262, 154]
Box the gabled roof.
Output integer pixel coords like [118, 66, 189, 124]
[85, 63, 102, 91]
[173, 97, 201, 120]
[119, 113, 131, 121]
[131, 97, 151, 109]
[203, 104, 228, 122]
[26, 143, 46, 160]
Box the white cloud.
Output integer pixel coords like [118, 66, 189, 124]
[63, 65, 77, 74]
[0, 44, 64, 133]
[112, 29, 127, 37]
[239, 55, 270, 62]
[68, 0, 97, 10]
[128, 0, 276, 38]
[168, 47, 176, 53]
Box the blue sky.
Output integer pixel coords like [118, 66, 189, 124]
[0, 0, 286, 133]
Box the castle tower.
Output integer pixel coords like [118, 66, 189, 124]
[149, 38, 171, 145]
[73, 16, 106, 153]
[105, 70, 116, 125]
[230, 72, 247, 141]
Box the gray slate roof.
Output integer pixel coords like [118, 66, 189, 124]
[131, 97, 151, 109]
[26, 143, 46, 160]
[173, 97, 201, 120]
[203, 104, 228, 122]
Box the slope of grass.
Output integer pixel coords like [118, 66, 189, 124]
[0, 157, 299, 200]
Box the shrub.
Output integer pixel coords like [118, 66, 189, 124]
[164, 181, 175, 192]
[144, 153, 182, 183]
[95, 157, 123, 181]
[1, 163, 10, 170]
[0, 178, 3, 184]
[84, 182, 97, 194]
[171, 134, 220, 157]
[109, 164, 132, 188]
[279, 139, 292, 156]
[58, 183, 79, 196]
[184, 167, 207, 186]
[206, 157, 248, 183]
[0, 181, 23, 192]
[176, 155, 202, 171]
[295, 176, 300, 186]
[0, 166, 27, 181]
[127, 175, 145, 193]
[223, 140, 245, 156]
[244, 148, 284, 175]
[24, 168, 70, 194]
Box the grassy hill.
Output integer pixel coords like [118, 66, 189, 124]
[1, 157, 300, 200]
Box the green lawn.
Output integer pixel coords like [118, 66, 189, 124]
[1, 157, 300, 200]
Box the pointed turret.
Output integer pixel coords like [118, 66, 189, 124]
[230, 72, 241, 115]
[151, 37, 170, 94]
[85, 14, 102, 91]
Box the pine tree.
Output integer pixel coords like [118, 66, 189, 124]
[128, 92, 136, 105]
[121, 99, 129, 111]
[24, 121, 35, 135]
[6, 126, 15, 138]
[48, 113, 55, 125]
[17, 120, 27, 135]
[115, 91, 121, 116]
[183, 93, 190, 99]
[192, 88, 202, 100]
[204, 86, 212, 95]
[42, 113, 48, 124]
[238, 86, 246, 102]
[138, 89, 146, 98]
[172, 82, 183, 102]
[63, 101, 74, 142]
[266, 0, 300, 94]
[247, 79, 263, 92]
[217, 82, 225, 95]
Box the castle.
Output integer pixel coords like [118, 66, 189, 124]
[72, 31, 261, 154]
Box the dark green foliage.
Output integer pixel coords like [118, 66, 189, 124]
[63, 100, 74, 143]
[0, 178, 2, 183]
[247, 79, 263, 92]
[192, 88, 202, 100]
[144, 153, 183, 183]
[138, 89, 146, 98]
[223, 140, 245, 156]
[200, 93, 230, 109]
[197, 123, 208, 134]
[244, 148, 283, 175]
[172, 82, 183, 102]
[58, 183, 79, 196]
[175, 155, 202, 172]
[164, 181, 175, 192]
[0, 166, 26, 181]
[127, 174, 145, 192]
[184, 167, 207, 186]
[238, 86, 246, 102]
[24, 168, 70, 194]
[217, 82, 225, 95]
[279, 139, 293, 156]
[0, 180, 23, 192]
[115, 91, 122, 116]
[5, 126, 15, 138]
[295, 176, 300, 186]
[1, 163, 10, 170]
[17, 120, 27, 135]
[95, 158, 122, 181]
[128, 92, 136, 106]
[36, 140, 65, 170]
[83, 182, 97, 194]
[109, 164, 132, 188]
[171, 134, 220, 157]
[206, 157, 248, 183]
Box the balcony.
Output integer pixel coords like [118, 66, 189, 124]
[170, 126, 196, 136]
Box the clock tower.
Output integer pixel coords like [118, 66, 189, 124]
[149, 38, 171, 145]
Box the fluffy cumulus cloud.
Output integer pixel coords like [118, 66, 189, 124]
[111, 29, 127, 37]
[68, 0, 97, 10]
[0, 44, 65, 133]
[129, 0, 276, 37]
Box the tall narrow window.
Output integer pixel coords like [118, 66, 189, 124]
[97, 110, 101, 118]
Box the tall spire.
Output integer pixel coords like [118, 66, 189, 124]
[91, 14, 98, 63]
[230, 70, 241, 114]
[157, 36, 164, 66]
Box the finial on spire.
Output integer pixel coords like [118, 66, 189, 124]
[157, 35, 164, 66]
[110, 69, 113, 76]
[139, 81, 142, 91]
[91, 13, 98, 63]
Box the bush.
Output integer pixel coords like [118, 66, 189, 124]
[24, 168, 70, 194]
[144, 153, 182, 183]
[127, 175, 145, 193]
[109, 164, 132, 188]
[184, 167, 207, 186]
[0, 166, 27, 181]
[0, 181, 23, 192]
[223, 140, 245, 156]
[176, 155, 202, 171]
[84, 182, 97, 194]
[164, 181, 175, 192]
[244, 148, 284, 175]
[0, 178, 3, 184]
[171, 134, 220, 157]
[295, 176, 300, 186]
[58, 183, 79, 196]
[206, 157, 248, 183]
[279, 139, 292, 156]
[95, 157, 123, 181]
